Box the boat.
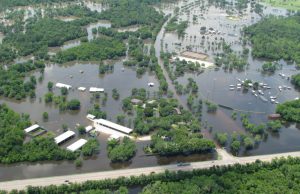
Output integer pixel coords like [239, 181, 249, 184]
[229, 85, 235, 87]
[259, 95, 268, 102]
[270, 99, 275, 103]
[275, 101, 279, 104]
[258, 90, 264, 95]
[237, 87, 241, 90]
[251, 90, 256, 94]
[148, 82, 155, 87]
[270, 96, 277, 99]
[229, 87, 235, 91]
[254, 93, 258, 97]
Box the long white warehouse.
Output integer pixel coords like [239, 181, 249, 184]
[89, 87, 104, 93]
[94, 119, 133, 134]
[56, 83, 72, 90]
[54, 130, 75, 145]
[24, 124, 40, 133]
[67, 139, 87, 152]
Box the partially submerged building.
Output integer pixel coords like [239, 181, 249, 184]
[89, 87, 104, 93]
[93, 119, 133, 136]
[67, 139, 87, 152]
[24, 124, 40, 133]
[56, 83, 72, 90]
[55, 130, 75, 145]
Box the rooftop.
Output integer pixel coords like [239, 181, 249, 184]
[67, 139, 87, 152]
[95, 119, 133, 134]
[54, 130, 75, 144]
[24, 124, 40, 133]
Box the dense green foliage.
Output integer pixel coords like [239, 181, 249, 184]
[2, 18, 87, 60]
[82, 139, 100, 157]
[13, 157, 300, 194]
[214, 132, 228, 146]
[107, 137, 136, 162]
[244, 15, 300, 65]
[291, 73, 300, 87]
[262, 61, 279, 73]
[151, 128, 215, 155]
[100, 0, 164, 28]
[55, 37, 126, 63]
[165, 16, 188, 37]
[276, 99, 300, 122]
[0, 0, 74, 11]
[0, 104, 76, 164]
[0, 61, 44, 99]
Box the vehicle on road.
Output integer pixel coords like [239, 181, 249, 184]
[177, 162, 191, 167]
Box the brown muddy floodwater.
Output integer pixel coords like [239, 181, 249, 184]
[0, 60, 215, 181]
[155, 0, 300, 156]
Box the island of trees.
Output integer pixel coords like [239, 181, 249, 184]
[244, 14, 300, 67]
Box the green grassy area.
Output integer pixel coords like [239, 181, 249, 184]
[261, 0, 300, 11]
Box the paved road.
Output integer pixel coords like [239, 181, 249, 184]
[2, 148, 300, 191]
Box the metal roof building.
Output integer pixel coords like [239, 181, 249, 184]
[89, 87, 104, 93]
[85, 125, 94, 133]
[67, 139, 87, 152]
[56, 83, 72, 89]
[55, 130, 75, 145]
[94, 119, 133, 134]
[24, 124, 40, 133]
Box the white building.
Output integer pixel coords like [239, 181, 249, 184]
[89, 87, 104, 93]
[94, 119, 133, 135]
[78, 87, 86, 92]
[67, 139, 87, 152]
[85, 125, 94, 133]
[86, 114, 96, 121]
[56, 83, 72, 90]
[54, 130, 75, 145]
[24, 124, 40, 133]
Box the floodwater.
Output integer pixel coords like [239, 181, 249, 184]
[155, 0, 300, 156]
[0, 60, 215, 181]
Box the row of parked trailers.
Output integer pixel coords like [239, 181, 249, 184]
[56, 82, 104, 93]
[24, 125, 87, 152]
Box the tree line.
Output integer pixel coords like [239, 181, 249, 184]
[6, 157, 300, 193]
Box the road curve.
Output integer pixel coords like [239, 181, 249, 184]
[1, 149, 300, 191]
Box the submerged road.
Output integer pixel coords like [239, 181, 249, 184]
[2, 148, 300, 191]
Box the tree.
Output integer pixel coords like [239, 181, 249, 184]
[291, 73, 300, 87]
[77, 125, 86, 135]
[276, 99, 300, 122]
[75, 158, 82, 167]
[243, 137, 254, 150]
[215, 132, 228, 146]
[43, 112, 49, 120]
[44, 92, 53, 103]
[231, 140, 240, 155]
[82, 139, 100, 157]
[116, 114, 126, 125]
[61, 87, 68, 96]
[112, 88, 120, 100]
[47, 81, 53, 91]
[67, 99, 81, 110]
[267, 120, 282, 132]
[107, 137, 136, 162]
